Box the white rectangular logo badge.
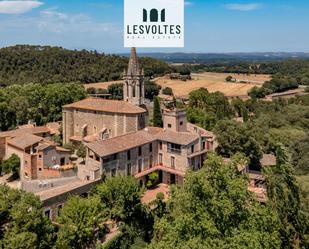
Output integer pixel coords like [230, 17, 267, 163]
[124, 0, 184, 48]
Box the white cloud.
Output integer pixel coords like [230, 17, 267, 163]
[0, 0, 43, 14]
[40, 9, 68, 20]
[37, 8, 118, 34]
[224, 3, 262, 11]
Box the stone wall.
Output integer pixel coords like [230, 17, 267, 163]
[63, 107, 141, 144]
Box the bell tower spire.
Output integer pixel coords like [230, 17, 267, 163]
[123, 47, 145, 106]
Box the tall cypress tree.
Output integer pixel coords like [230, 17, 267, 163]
[153, 97, 163, 127]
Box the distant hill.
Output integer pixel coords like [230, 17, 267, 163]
[129, 52, 309, 64]
[0, 45, 171, 86]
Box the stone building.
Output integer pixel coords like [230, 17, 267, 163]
[83, 108, 215, 185]
[62, 47, 148, 144]
[4, 133, 72, 181]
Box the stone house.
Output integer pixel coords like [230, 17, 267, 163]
[84, 108, 215, 185]
[4, 133, 72, 180]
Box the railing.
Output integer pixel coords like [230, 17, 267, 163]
[167, 148, 181, 154]
[103, 160, 119, 169]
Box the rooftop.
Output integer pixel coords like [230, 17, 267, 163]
[8, 133, 43, 150]
[86, 126, 201, 157]
[63, 97, 146, 114]
[36, 179, 99, 201]
[0, 126, 51, 138]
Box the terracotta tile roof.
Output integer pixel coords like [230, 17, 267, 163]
[86, 128, 159, 157]
[46, 122, 61, 135]
[156, 130, 199, 145]
[260, 154, 277, 167]
[69, 135, 83, 142]
[187, 123, 214, 138]
[56, 146, 71, 153]
[36, 143, 53, 151]
[36, 179, 100, 201]
[0, 126, 50, 138]
[8, 133, 43, 150]
[86, 127, 200, 157]
[63, 97, 146, 114]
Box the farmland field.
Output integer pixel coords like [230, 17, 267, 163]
[155, 72, 271, 98]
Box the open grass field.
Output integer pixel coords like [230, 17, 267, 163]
[83, 72, 271, 99]
[155, 72, 271, 98]
[83, 80, 123, 91]
[192, 72, 271, 84]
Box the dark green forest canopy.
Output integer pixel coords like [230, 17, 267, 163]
[0, 83, 86, 130]
[0, 45, 171, 86]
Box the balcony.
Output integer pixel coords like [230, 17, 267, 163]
[167, 148, 182, 155]
[103, 160, 119, 170]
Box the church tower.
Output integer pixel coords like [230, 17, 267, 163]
[123, 47, 145, 106]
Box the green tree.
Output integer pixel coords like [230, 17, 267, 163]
[93, 176, 144, 223]
[148, 154, 281, 249]
[264, 146, 307, 248]
[2, 154, 20, 176]
[0, 186, 55, 249]
[56, 196, 105, 249]
[153, 97, 163, 128]
[214, 120, 262, 166]
[108, 83, 123, 100]
[162, 87, 173, 96]
[145, 81, 161, 100]
[76, 144, 87, 160]
[225, 75, 233, 82]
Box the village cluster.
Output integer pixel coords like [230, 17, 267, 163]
[0, 48, 276, 220]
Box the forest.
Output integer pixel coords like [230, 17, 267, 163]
[0, 45, 171, 86]
[0, 83, 86, 131]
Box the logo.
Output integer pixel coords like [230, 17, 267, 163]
[124, 0, 184, 48]
[143, 9, 165, 22]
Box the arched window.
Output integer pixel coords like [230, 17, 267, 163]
[150, 9, 158, 22]
[133, 84, 136, 97]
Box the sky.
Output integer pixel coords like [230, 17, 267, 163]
[0, 0, 309, 53]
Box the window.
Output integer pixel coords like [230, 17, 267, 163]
[168, 124, 172, 128]
[149, 143, 153, 152]
[58, 205, 63, 216]
[60, 158, 65, 166]
[44, 210, 51, 219]
[39, 168, 42, 171]
[171, 156, 176, 169]
[39, 154, 42, 159]
[159, 141, 163, 150]
[167, 143, 181, 154]
[159, 153, 163, 164]
[149, 155, 153, 168]
[180, 121, 183, 126]
[191, 145, 194, 154]
[202, 142, 206, 150]
[111, 168, 116, 177]
[138, 159, 143, 173]
[138, 146, 142, 156]
[127, 150, 131, 161]
[127, 163, 132, 176]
